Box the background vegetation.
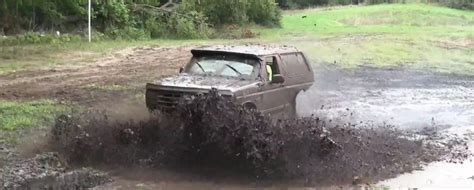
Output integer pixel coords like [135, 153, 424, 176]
[0, 0, 280, 40]
[1, 0, 472, 42]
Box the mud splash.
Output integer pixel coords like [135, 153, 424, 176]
[49, 90, 471, 186]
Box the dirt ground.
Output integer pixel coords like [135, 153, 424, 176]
[0, 46, 192, 105]
[1, 45, 473, 189]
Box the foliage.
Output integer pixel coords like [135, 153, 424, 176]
[0, 0, 281, 40]
[167, 1, 212, 39]
[0, 0, 89, 34]
[248, 0, 282, 26]
[0, 32, 86, 46]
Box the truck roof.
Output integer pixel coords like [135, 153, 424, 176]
[191, 44, 300, 57]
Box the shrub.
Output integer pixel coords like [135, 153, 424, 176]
[178, 0, 281, 27]
[105, 27, 150, 40]
[0, 32, 85, 46]
[1, 0, 282, 41]
[144, 16, 169, 38]
[248, 0, 282, 26]
[168, 9, 211, 39]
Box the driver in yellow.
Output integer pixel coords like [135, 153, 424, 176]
[266, 63, 273, 82]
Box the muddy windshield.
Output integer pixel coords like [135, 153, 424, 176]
[186, 55, 259, 79]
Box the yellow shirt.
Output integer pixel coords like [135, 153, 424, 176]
[266, 65, 273, 81]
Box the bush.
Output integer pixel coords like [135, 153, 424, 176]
[179, 0, 281, 27]
[438, 0, 474, 10]
[1, 0, 282, 41]
[0, 32, 85, 46]
[248, 0, 282, 26]
[105, 27, 150, 40]
[144, 16, 169, 38]
[167, 2, 212, 39]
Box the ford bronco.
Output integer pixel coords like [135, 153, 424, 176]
[146, 45, 314, 118]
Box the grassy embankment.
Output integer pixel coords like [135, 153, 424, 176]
[1, 3, 473, 133]
[257, 4, 473, 74]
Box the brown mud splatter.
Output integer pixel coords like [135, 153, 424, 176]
[49, 90, 471, 186]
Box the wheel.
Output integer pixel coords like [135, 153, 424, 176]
[243, 102, 257, 111]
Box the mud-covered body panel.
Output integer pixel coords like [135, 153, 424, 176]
[146, 45, 314, 118]
[145, 75, 260, 112]
[157, 75, 259, 93]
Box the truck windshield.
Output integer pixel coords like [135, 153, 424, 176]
[186, 55, 258, 79]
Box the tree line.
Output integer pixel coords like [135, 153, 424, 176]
[1, 0, 472, 39]
[0, 0, 280, 39]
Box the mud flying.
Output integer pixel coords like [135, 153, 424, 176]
[1, 89, 464, 188]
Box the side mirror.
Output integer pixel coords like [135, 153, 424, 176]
[179, 67, 184, 73]
[271, 74, 285, 84]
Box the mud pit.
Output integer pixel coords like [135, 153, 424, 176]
[1, 46, 474, 189]
[45, 88, 470, 189]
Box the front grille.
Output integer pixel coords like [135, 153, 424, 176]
[146, 89, 197, 112]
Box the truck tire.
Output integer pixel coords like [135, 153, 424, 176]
[243, 102, 257, 111]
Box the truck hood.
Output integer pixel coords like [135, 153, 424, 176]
[152, 74, 259, 92]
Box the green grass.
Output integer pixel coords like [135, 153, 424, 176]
[254, 3, 474, 74]
[258, 4, 474, 37]
[0, 100, 70, 131]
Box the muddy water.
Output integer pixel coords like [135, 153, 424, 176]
[6, 65, 469, 189]
[58, 66, 470, 189]
[298, 65, 474, 189]
[379, 129, 474, 189]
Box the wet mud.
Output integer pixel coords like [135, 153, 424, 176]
[1, 151, 111, 189]
[45, 90, 471, 188]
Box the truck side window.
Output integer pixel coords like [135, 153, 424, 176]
[297, 53, 311, 71]
[265, 56, 280, 82]
[282, 53, 308, 77]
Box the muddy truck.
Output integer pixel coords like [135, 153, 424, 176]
[146, 45, 314, 118]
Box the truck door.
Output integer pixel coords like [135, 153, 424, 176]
[258, 55, 292, 118]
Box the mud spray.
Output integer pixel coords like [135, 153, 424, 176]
[2, 89, 471, 189]
[23, 89, 465, 188]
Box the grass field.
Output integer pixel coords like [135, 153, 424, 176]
[256, 4, 473, 74]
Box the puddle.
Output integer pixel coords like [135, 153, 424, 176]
[379, 126, 474, 189]
[297, 66, 474, 189]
